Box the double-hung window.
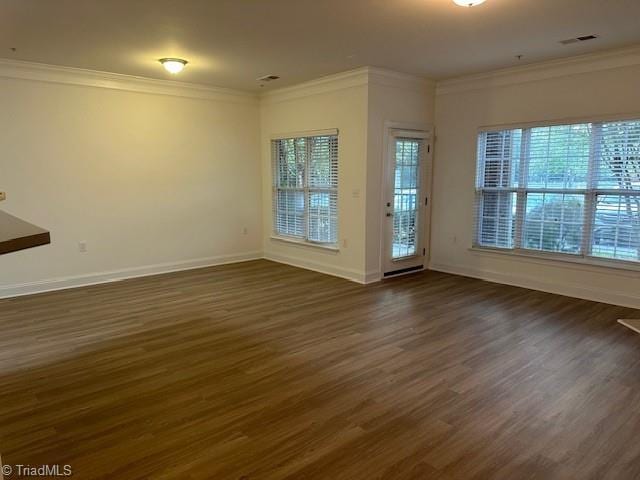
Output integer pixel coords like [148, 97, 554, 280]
[474, 118, 640, 265]
[272, 132, 338, 246]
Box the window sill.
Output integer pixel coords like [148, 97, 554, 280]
[469, 246, 640, 276]
[270, 235, 339, 252]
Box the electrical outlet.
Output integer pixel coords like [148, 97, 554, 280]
[78, 241, 87, 253]
[0, 191, 6, 202]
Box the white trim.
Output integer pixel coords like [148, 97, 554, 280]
[429, 261, 640, 310]
[436, 45, 640, 96]
[384, 120, 433, 133]
[270, 235, 339, 252]
[469, 247, 640, 277]
[478, 112, 640, 133]
[261, 66, 433, 105]
[367, 67, 435, 93]
[473, 117, 640, 275]
[0, 58, 258, 104]
[391, 129, 429, 139]
[380, 123, 434, 276]
[0, 251, 262, 299]
[264, 251, 371, 284]
[261, 67, 370, 104]
[364, 270, 382, 284]
[0, 60, 435, 105]
[270, 128, 339, 140]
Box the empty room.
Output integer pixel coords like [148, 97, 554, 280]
[1, 0, 640, 478]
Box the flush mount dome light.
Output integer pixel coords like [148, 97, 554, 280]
[159, 58, 188, 74]
[453, 0, 486, 6]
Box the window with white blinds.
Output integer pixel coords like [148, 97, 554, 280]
[272, 133, 338, 245]
[475, 118, 640, 265]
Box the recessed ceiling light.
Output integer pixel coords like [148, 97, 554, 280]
[159, 58, 188, 74]
[453, 0, 487, 6]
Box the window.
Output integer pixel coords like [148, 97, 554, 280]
[272, 132, 338, 245]
[474, 118, 640, 265]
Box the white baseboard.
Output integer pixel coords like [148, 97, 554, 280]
[0, 251, 263, 299]
[364, 270, 382, 284]
[6, 253, 632, 307]
[429, 262, 640, 310]
[263, 252, 377, 284]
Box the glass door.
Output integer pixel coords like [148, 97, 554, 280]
[383, 130, 431, 276]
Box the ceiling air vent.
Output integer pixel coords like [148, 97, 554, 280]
[257, 75, 280, 82]
[560, 35, 598, 45]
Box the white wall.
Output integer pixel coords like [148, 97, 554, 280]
[431, 60, 640, 309]
[3, 53, 639, 309]
[259, 68, 435, 283]
[260, 72, 370, 282]
[0, 73, 262, 296]
[365, 73, 435, 279]
[0, 64, 434, 295]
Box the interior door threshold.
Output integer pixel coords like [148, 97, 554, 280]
[383, 265, 424, 278]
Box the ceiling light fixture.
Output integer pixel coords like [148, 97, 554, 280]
[159, 58, 188, 74]
[453, 0, 486, 6]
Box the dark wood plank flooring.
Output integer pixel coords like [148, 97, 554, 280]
[1, 260, 639, 479]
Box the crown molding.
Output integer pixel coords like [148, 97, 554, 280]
[0, 58, 258, 104]
[0, 59, 433, 105]
[367, 66, 435, 92]
[260, 67, 371, 105]
[261, 66, 433, 104]
[436, 45, 640, 96]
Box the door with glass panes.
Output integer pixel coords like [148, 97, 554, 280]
[383, 129, 431, 276]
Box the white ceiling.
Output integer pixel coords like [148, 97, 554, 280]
[2, 0, 640, 91]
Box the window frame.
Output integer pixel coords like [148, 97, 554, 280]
[271, 130, 339, 249]
[473, 114, 640, 271]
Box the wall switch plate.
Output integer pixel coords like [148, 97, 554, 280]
[0, 192, 6, 201]
[78, 241, 87, 253]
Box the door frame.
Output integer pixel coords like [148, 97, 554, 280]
[379, 121, 434, 277]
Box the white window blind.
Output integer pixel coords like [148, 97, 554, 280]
[272, 133, 338, 244]
[474, 118, 640, 264]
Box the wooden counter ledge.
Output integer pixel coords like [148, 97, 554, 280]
[0, 210, 50, 255]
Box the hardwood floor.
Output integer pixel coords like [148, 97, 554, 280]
[1, 260, 639, 479]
